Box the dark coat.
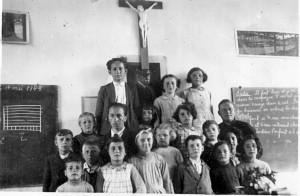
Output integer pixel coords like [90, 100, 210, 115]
[173, 159, 214, 194]
[95, 82, 140, 136]
[99, 128, 137, 165]
[42, 152, 75, 192]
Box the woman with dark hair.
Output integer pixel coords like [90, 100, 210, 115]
[179, 67, 214, 131]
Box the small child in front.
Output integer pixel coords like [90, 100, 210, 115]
[73, 112, 99, 155]
[172, 102, 201, 158]
[210, 141, 244, 194]
[174, 135, 213, 194]
[56, 155, 94, 192]
[153, 123, 183, 180]
[42, 129, 75, 192]
[201, 120, 219, 169]
[154, 74, 184, 124]
[95, 135, 146, 193]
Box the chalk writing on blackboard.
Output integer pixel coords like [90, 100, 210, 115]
[232, 87, 298, 171]
[0, 84, 42, 91]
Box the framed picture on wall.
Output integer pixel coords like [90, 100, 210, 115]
[235, 29, 298, 57]
[2, 10, 30, 44]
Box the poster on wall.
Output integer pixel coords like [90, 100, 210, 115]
[2, 10, 30, 44]
[235, 30, 298, 57]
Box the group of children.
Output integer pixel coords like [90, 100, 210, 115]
[42, 57, 272, 194]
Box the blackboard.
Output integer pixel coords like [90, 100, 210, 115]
[232, 87, 298, 171]
[0, 84, 58, 188]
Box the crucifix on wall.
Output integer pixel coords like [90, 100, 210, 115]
[119, 0, 162, 69]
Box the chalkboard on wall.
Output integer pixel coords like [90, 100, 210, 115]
[0, 84, 58, 188]
[232, 87, 298, 171]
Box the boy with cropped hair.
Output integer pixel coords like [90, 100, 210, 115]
[56, 155, 94, 192]
[43, 129, 76, 192]
[82, 139, 104, 189]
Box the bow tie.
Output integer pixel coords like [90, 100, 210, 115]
[109, 164, 127, 172]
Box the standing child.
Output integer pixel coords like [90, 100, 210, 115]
[201, 120, 219, 169]
[237, 135, 270, 174]
[179, 67, 214, 130]
[172, 102, 201, 158]
[153, 123, 183, 180]
[174, 135, 213, 194]
[95, 135, 146, 193]
[43, 129, 76, 192]
[138, 104, 159, 130]
[154, 74, 184, 124]
[210, 141, 244, 194]
[129, 129, 174, 193]
[95, 57, 140, 136]
[73, 112, 99, 155]
[56, 155, 94, 192]
[81, 139, 104, 189]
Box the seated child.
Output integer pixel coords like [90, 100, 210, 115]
[128, 129, 174, 194]
[237, 134, 271, 174]
[95, 135, 146, 193]
[138, 104, 159, 130]
[172, 102, 201, 158]
[174, 135, 213, 194]
[201, 120, 220, 169]
[210, 141, 244, 194]
[82, 139, 104, 189]
[43, 129, 76, 192]
[154, 74, 184, 124]
[223, 130, 240, 166]
[56, 155, 94, 192]
[73, 112, 99, 155]
[153, 123, 183, 180]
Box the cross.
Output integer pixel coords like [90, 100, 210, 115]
[119, 0, 163, 69]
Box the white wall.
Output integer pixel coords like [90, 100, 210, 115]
[2, 0, 298, 134]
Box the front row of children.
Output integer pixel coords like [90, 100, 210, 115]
[43, 119, 271, 194]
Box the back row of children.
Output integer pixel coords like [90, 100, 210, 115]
[94, 57, 214, 137]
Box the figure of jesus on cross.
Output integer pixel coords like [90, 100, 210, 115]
[126, 0, 157, 48]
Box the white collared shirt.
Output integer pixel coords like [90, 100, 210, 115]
[111, 127, 125, 138]
[113, 81, 126, 104]
[189, 158, 202, 174]
[59, 152, 70, 159]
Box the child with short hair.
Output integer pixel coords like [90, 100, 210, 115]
[179, 67, 214, 130]
[154, 74, 184, 124]
[210, 141, 244, 194]
[56, 155, 94, 192]
[201, 120, 219, 169]
[82, 139, 104, 189]
[43, 129, 76, 192]
[223, 130, 240, 166]
[129, 129, 174, 193]
[153, 123, 183, 180]
[237, 135, 271, 174]
[174, 135, 213, 194]
[95, 135, 146, 193]
[172, 102, 201, 158]
[73, 112, 99, 155]
[138, 104, 159, 130]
